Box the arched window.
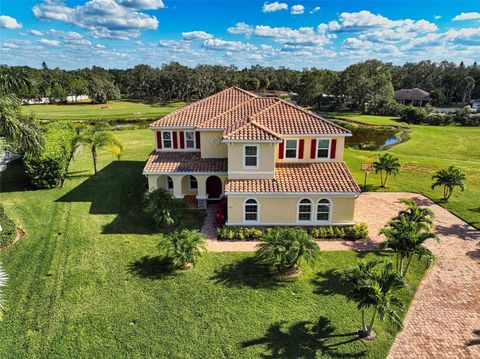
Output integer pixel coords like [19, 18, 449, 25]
[166, 176, 174, 191]
[244, 199, 259, 222]
[317, 199, 331, 221]
[189, 175, 198, 190]
[298, 198, 312, 221]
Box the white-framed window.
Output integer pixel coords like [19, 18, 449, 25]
[316, 199, 331, 222]
[189, 175, 198, 190]
[184, 131, 195, 149]
[317, 139, 331, 159]
[244, 145, 259, 168]
[298, 198, 313, 222]
[162, 131, 173, 149]
[166, 176, 174, 191]
[244, 198, 259, 223]
[285, 139, 298, 159]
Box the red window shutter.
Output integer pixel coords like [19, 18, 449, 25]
[173, 131, 178, 149]
[310, 139, 316, 159]
[299, 139, 305, 159]
[179, 131, 185, 149]
[195, 131, 201, 149]
[156, 132, 162, 149]
[330, 139, 337, 159]
[278, 141, 284, 159]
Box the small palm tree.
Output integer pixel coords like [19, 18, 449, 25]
[343, 261, 404, 338]
[76, 123, 122, 175]
[255, 227, 320, 275]
[143, 188, 186, 227]
[158, 229, 207, 269]
[431, 166, 466, 202]
[0, 261, 7, 321]
[373, 153, 401, 188]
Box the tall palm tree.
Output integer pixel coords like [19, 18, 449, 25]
[255, 227, 320, 274]
[431, 166, 466, 202]
[76, 122, 122, 175]
[158, 229, 207, 269]
[373, 153, 401, 188]
[0, 68, 44, 154]
[0, 261, 7, 321]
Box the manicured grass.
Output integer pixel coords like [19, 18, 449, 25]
[322, 112, 480, 229]
[0, 129, 426, 358]
[21, 100, 185, 121]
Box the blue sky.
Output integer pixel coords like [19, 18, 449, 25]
[1, 1, 479, 70]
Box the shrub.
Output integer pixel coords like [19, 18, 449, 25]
[157, 229, 206, 269]
[143, 188, 186, 227]
[0, 204, 16, 249]
[400, 106, 429, 124]
[214, 196, 227, 228]
[367, 99, 404, 116]
[24, 121, 76, 189]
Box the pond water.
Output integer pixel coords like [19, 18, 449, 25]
[344, 126, 402, 150]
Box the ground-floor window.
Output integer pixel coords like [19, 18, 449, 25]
[167, 176, 174, 190]
[316, 199, 331, 221]
[189, 175, 198, 190]
[298, 198, 313, 221]
[244, 198, 258, 222]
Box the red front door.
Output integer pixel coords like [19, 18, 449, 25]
[206, 176, 222, 199]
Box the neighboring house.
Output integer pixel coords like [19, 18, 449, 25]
[394, 88, 432, 106]
[143, 87, 360, 226]
[470, 100, 480, 111]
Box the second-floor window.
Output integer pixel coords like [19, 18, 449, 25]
[317, 139, 330, 159]
[162, 131, 173, 149]
[285, 139, 298, 159]
[185, 131, 195, 149]
[244, 145, 258, 168]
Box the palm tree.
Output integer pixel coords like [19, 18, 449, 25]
[143, 188, 186, 227]
[343, 261, 404, 338]
[373, 153, 401, 188]
[0, 261, 7, 321]
[0, 68, 44, 154]
[76, 122, 122, 175]
[431, 166, 466, 202]
[158, 229, 206, 269]
[255, 227, 320, 275]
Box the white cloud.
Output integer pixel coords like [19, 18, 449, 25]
[39, 38, 61, 46]
[262, 2, 288, 13]
[29, 29, 44, 36]
[0, 15, 22, 29]
[290, 5, 304, 15]
[227, 22, 254, 37]
[434, 15, 441, 20]
[32, 0, 159, 40]
[453, 12, 480, 21]
[309, 6, 320, 14]
[116, 0, 164, 10]
[182, 31, 213, 40]
[48, 29, 84, 40]
[203, 38, 256, 52]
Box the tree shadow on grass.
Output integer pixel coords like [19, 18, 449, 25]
[311, 269, 350, 296]
[211, 256, 285, 289]
[128, 255, 177, 279]
[240, 316, 365, 358]
[466, 329, 480, 347]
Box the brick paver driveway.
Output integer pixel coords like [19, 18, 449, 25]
[356, 193, 480, 359]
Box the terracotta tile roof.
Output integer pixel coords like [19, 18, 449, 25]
[223, 121, 281, 141]
[143, 152, 227, 174]
[150, 87, 256, 127]
[225, 162, 360, 194]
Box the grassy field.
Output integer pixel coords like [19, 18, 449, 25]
[21, 100, 185, 121]
[0, 129, 426, 358]
[322, 113, 480, 229]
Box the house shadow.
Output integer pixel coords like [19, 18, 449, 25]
[56, 160, 157, 234]
[211, 256, 285, 289]
[0, 159, 34, 193]
[128, 255, 177, 279]
[239, 316, 365, 358]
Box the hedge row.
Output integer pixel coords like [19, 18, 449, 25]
[216, 222, 369, 241]
[0, 204, 16, 249]
[24, 121, 77, 189]
[400, 106, 480, 126]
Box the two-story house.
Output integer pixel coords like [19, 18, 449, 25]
[143, 87, 360, 226]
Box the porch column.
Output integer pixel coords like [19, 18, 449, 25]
[195, 175, 208, 209]
[172, 175, 184, 198]
[147, 175, 158, 191]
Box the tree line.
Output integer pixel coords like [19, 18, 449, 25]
[3, 59, 479, 109]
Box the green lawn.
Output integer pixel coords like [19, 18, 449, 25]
[324, 113, 480, 229]
[0, 129, 426, 358]
[21, 100, 185, 121]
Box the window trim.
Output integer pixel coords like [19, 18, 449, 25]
[161, 130, 174, 150]
[316, 198, 332, 223]
[297, 198, 313, 223]
[243, 144, 259, 169]
[243, 198, 260, 224]
[316, 138, 331, 160]
[184, 131, 196, 149]
[188, 175, 198, 191]
[284, 138, 299, 159]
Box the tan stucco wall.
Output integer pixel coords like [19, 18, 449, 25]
[227, 142, 276, 179]
[275, 136, 345, 163]
[146, 173, 227, 199]
[153, 129, 200, 153]
[200, 131, 228, 158]
[226, 195, 356, 226]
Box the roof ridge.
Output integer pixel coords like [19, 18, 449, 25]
[231, 86, 260, 98]
[249, 120, 281, 139]
[248, 98, 281, 121]
[202, 96, 258, 128]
